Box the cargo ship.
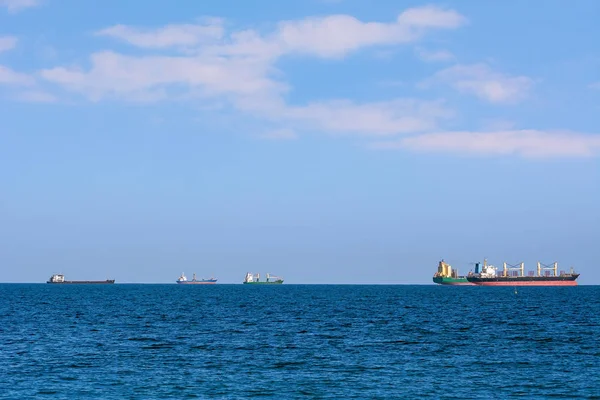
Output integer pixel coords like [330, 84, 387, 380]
[433, 260, 472, 285]
[176, 273, 217, 284]
[46, 274, 115, 284]
[243, 272, 283, 284]
[466, 259, 580, 286]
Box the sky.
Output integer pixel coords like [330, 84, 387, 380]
[1, 0, 599, 284]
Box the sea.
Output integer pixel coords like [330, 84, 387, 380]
[0, 284, 598, 399]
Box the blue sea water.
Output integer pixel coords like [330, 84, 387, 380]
[0, 284, 598, 399]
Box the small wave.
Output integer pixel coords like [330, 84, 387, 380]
[315, 334, 344, 339]
[127, 337, 159, 342]
[141, 343, 175, 350]
[389, 339, 420, 345]
[271, 360, 307, 369]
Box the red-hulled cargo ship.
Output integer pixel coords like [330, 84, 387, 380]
[466, 259, 580, 286]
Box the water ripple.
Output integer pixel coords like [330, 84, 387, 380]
[0, 284, 598, 399]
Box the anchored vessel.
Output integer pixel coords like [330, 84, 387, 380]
[176, 273, 217, 284]
[243, 272, 284, 284]
[466, 259, 580, 286]
[46, 274, 115, 284]
[433, 260, 472, 285]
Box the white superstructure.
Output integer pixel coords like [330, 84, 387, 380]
[478, 259, 498, 278]
[48, 274, 65, 283]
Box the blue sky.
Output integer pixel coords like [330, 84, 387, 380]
[1, 0, 599, 284]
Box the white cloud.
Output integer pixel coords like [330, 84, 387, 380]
[370, 130, 600, 158]
[259, 128, 297, 140]
[0, 0, 39, 12]
[397, 5, 466, 29]
[39, 51, 454, 136]
[427, 63, 533, 103]
[0, 37, 46, 95]
[5, 7, 596, 159]
[94, 6, 466, 60]
[282, 99, 452, 136]
[40, 7, 466, 136]
[272, 6, 465, 59]
[45, 7, 468, 100]
[0, 65, 35, 86]
[0, 36, 17, 53]
[589, 82, 600, 90]
[274, 15, 405, 58]
[41, 51, 286, 102]
[415, 47, 454, 62]
[96, 19, 225, 49]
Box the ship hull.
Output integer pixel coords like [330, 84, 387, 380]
[176, 280, 217, 285]
[467, 276, 579, 286]
[243, 281, 283, 285]
[433, 276, 472, 285]
[47, 280, 115, 284]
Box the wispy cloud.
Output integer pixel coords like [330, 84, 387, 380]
[42, 6, 468, 97]
[371, 130, 600, 158]
[0, 65, 35, 86]
[4, 6, 597, 159]
[95, 19, 225, 49]
[0, 0, 40, 13]
[92, 5, 466, 60]
[0, 37, 59, 100]
[425, 63, 533, 104]
[272, 6, 466, 59]
[40, 6, 466, 136]
[0, 36, 17, 53]
[282, 99, 452, 136]
[40, 51, 285, 103]
[415, 47, 455, 62]
[397, 5, 466, 29]
[589, 82, 600, 90]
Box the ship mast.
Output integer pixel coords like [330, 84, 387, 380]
[537, 262, 559, 277]
[503, 262, 525, 277]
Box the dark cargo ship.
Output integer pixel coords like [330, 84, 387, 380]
[47, 274, 115, 284]
[466, 259, 580, 286]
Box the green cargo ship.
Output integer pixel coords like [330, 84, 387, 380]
[243, 272, 284, 284]
[433, 260, 472, 285]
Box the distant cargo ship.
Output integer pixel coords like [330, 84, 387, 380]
[47, 274, 115, 284]
[176, 273, 217, 285]
[466, 259, 580, 286]
[433, 260, 472, 285]
[243, 272, 283, 284]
